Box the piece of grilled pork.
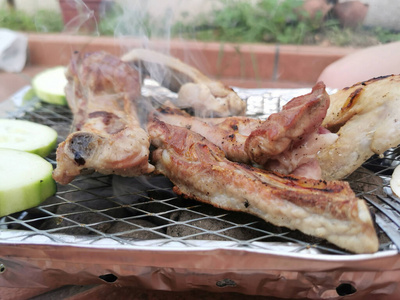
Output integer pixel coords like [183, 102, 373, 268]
[148, 118, 379, 254]
[152, 105, 258, 164]
[152, 82, 337, 179]
[52, 51, 154, 185]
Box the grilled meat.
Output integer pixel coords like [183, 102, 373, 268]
[152, 104, 260, 164]
[121, 48, 246, 117]
[52, 51, 154, 185]
[148, 118, 379, 254]
[246, 82, 335, 179]
[318, 75, 400, 180]
[245, 82, 329, 163]
[153, 82, 336, 179]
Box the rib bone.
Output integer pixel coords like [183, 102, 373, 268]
[148, 118, 379, 254]
[121, 48, 246, 117]
[53, 51, 154, 185]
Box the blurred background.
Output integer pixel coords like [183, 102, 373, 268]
[0, 0, 400, 47]
[2, 0, 400, 105]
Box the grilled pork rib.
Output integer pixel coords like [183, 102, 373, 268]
[153, 82, 337, 179]
[148, 118, 379, 254]
[121, 48, 246, 117]
[245, 82, 331, 165]
[52, 51, 154, 185]
[152, 105, 260, 164]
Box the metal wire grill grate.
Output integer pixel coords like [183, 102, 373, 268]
[1, 86, 400, 256]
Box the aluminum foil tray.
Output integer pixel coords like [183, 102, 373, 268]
[0, 83, 400, 299]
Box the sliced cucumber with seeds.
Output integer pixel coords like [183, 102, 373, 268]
[0, 148, 56, 217]
[32, 66, 68, 105]
[0, 119, 58, 157]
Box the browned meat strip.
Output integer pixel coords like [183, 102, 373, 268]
[152, 104, 261, 163]
[245, 81, 330, 165]
[121, 48, 246, 117]
[53, 51, 154, 185]
[148, 118, 379, 254]
[152, 82, 336, 178]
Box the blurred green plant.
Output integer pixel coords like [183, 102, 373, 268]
[1, 1, 400, 47]
[33, 10, 63, 32]
[315, 20, 400, 47]
[0, 9, 36, 31]
[173, 0, 400, 47]
[370, 26, 400, 44]
[98, 3, 171, 38]
[173, 0, 322, 44]
[97, 4, 124, 36]
[0, 9, 63, 32]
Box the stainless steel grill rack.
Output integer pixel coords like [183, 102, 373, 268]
[0, 85, 399, 299]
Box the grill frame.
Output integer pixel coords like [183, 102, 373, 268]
[1, 85, 400, 297]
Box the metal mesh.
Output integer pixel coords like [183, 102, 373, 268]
[1, 85, 399, 256]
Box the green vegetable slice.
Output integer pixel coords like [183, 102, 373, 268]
[0, 119, 58, 157]
[22, 88, 36, 102]
[32, 66, 68, 105]
[0, 148, 56, 217]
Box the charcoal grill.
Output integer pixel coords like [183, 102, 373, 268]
[0, 84, 399, 300]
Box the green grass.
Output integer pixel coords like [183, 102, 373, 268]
[173, 0, 315, 44]
[0, 9, 63, 32]
[1, 1, 400, 47]
[172, 0, 400, 47]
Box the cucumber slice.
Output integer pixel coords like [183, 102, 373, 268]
[32, 66, 68, 105]
[0, 119, 58, 157]
[0, 148, 56, 217]
[22, 88, 36, 102]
